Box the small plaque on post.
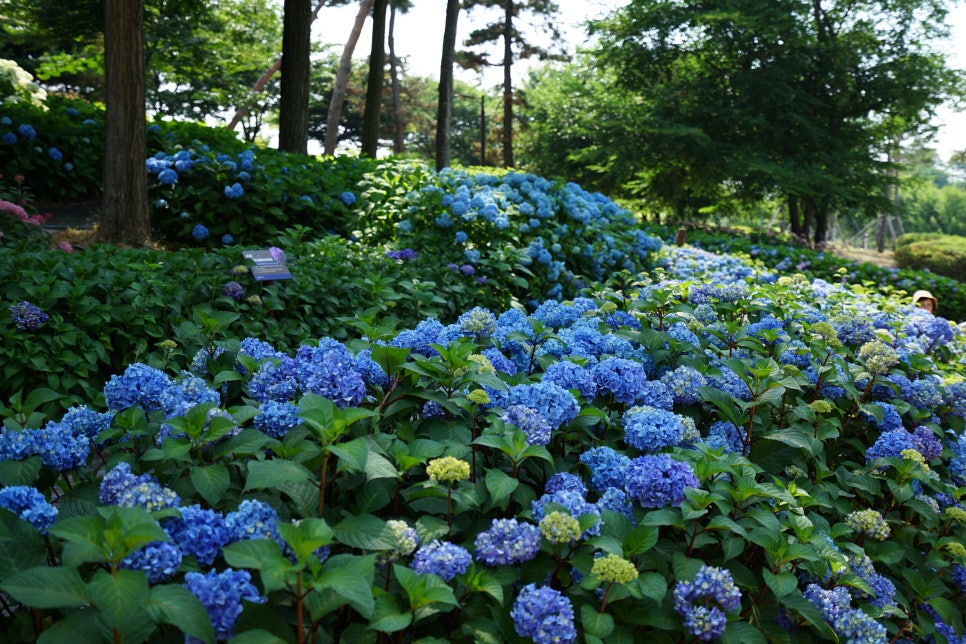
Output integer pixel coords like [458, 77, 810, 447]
[242, 249, 293, 281]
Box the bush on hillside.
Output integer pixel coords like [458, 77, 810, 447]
[894, 235, 966, 282]
[895, 231, 948, 248]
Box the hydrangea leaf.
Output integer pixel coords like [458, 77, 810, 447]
[243, 459, 312, 492]
[581, 604, 615, 638]
[143, 584, 215, 644]
[0, 565, 89, 608]
[367, 593, 412, 634]
[190, 464, 229, 506]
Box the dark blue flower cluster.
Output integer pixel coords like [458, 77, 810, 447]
[624, 454, 699, 508]
[10, 300, 49, 331]
[622, 405, 685, 452]
[474, 518, 541, 566]
[411, 540, 472, 581]
[0, 485, 58, 533]
[804, 584, 886, 643]
[673, 565, 742, 640]
[510, 583, 577, 644]
[183, 568, 266, 642]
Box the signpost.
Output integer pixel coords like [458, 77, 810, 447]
[242, 249, 293, 281]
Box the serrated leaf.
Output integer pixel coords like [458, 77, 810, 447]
[581, 604, 615, 638]
[144, 584, 215, 644]
[332, 514, 395, 550]
[317, 554, 376, 618]
[190, 464, 229, 506]
[636, 571, 667, 603]
[87, 568, 149, 630]
[367, 594, 412, 633]
[720, 621, 767, 644]
[1, 566, 90, 608]
[484, 469, 518, 509]
[0, 510, 48, 578]
[36, 609, 102, 644]
[0, 455, 42, 487]
[244, 459, 313, 492]
[394, 564, 459, 612]
[762, 569, 798, 599]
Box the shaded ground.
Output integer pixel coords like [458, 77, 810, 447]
[825, 242, 897, 268]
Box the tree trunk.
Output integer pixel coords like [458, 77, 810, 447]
[361, 0, 388, 157]
[324, 0, 374, 155]
[99, 0, 150, 247]
[388, 2, 405, 154]
[501, 5, 514, 168]
[788, 197, 802, 237]
[278, 0, 312, 154]
[228, 0, 327, 132]
[435, 0, 460, 170]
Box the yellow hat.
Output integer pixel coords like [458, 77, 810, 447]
[912, 289, 937, 308]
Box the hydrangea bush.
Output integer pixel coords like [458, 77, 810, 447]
[1, 243, 965, 643]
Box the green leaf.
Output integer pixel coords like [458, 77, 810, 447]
[581, 604, 615, 638]
[720, 621, 767, 644]
[484, 468, 519, 509]
[244, 459, 313, 492]
[144, 584, 216, 644]
[0, 455, 42, 487]
[87, 568, 150, 631]
[226, 630, 288, 644]
[223, 539, 294, 594]
[367, 594, 412, 633]
[762, 569, 798, 599]
[36, 609, 103, 644]
[393, 564, 459, 612]
[316, 554, 377, 619]
[1, 566, 89, 608]
[0, 510, 48, 578]
[332, 514, 395, 550]
[636, 572, 667, 603]
[190, 464, 230, 506]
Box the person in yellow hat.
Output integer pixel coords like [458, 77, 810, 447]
[912, 289, 937, 314]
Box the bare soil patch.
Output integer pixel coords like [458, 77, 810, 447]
[825, 242, 896, 268]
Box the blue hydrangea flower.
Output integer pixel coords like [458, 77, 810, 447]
[0, 485, 58, 533]
[502, 404, 552, 446]
[253, 400, 302, 439]
[294, 340, 367, 408]
[60, 405, 114, 440]
[157, 168, 178, 185]
[184, 568, 266, 641]
[543, 472, 587, 496]
[225, 499, 281, 544]
[411, 540, 472, 581]
[673, 566, 742, 640]
[579, 446, 630, 492]
[47, 147, 63, 162]
[660, 366, 707, 406]
[505, 382, 579, 430]
[221, 233, 234, 245]
[191, 224, 209, 241]
[121, 540, 182, 583]
[17, 124, 36, 139]
[474, 518, 541, 566]
[223, 183, 244, 199]
[911, 426, 942, 461]
[804, 584, 886, 643]
[33, 420, 90, 471]
[623, 404, 685, 452]
[340, 191, 356, 206]
[510, 583, 577, 644]
[104, 363, 170, 412]
[164, 504, 229, 566]
[10, 301, 49, 331]
[223, 281, 244, 300]
[543, 360, 596, 400]
[865, 430, 915, 464]
[705, 420, 745, 453]
[592, 357, 648, 405]
[624, 454, 699, 508]
[596, 486, 635, 521]
[532, 486, 600, 538]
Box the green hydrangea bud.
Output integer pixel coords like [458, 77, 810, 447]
[467, 389, 491, 405]
[845, 509, 890, 541]
[540, 511, 582, 545]
[426, 456, 470, 484]
[591, 554, 639, 584]
[857, 340, 899, 375]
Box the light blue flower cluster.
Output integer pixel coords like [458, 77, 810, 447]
[624, 454, 699, 508]
[0, 418, 91, 472]
[99, 462, 180, 511]
[579, 446, 630, 492]
[104, 363, 171, 412]
[502, 404, 553, 446]
[183, 568, 266, 642]
[622, 404, 685, 452]
[121, 541, 183, 583]
[804, 584, 886, 643]
[163, 504, 230, 566]
[411, 540, 472, 581]
[510, 583, 577, 644]
[474, 518, 541, 566]
[591, 357, 648, 405]
[503, 381, 580, 430]
[253, 400, 302, 438]
[225, 499, 281, 544]
[0, 485, 58, 533]
[673, 565, 742, 640]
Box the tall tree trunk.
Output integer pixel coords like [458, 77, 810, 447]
[228, 0, 327, 132]
[788, 197, 802, 237]
[278, 0, 312, 153]
[324, 0, 373, 155]
[388, 2, 405, 154]
[435, 0, 460, 170]
[361, 0, 388, 157]
[501, 5, 514, 168]
[99, 0, 150, 247]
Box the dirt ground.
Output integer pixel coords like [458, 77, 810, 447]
[824, 242, 897, 268]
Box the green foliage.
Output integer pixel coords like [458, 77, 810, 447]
[894, 234, 966, 282]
